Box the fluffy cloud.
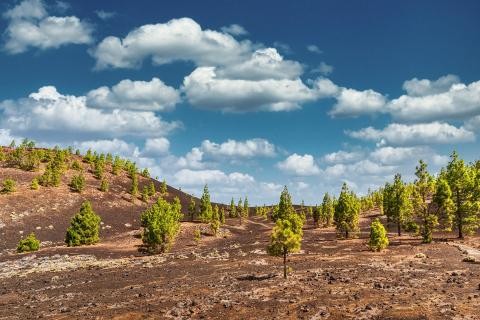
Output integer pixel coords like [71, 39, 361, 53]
[86, 78, 181, 112]
[216, 48, 303, 81]
[389, 79, 480, 122]
[91, 17, 253, 69]
[182, 66, 318, 112]
[200, 138, 276, 159]
[323, 150, 364, 164]
[142, 137, 170, 157]
[329, 88, 387, 117]
[74, 139, 139, 158]
[347, 122, 475, 146]
[3, 0, 93, 54]
[402, 74, 460, 97]
[0, 86, 181, 140]
[370, 146, 428, 165]
[277, 153, 320, 176]
[173, 169, 254, 186]
[220, 24, 248, 36]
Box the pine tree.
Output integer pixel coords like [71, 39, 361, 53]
[17, 232, 40, 253]
[413, 160, 437, 243]
[312, 206, 321, 227]
[141, 168, 150, 178]
[229, 198, 236, 218]
[219, 206, 225, 224]
[2, 179, 16, 193]
[188, 197, 197, 221]
[271, 186, 295, 222]
[100, 178, 109, 192]
[65, 201, 101, 247]
[432, 176, 455, 230]
[199, 185, 213, 222]
[93, 158, 105, 179]
[237, 198, 244, 224]
[384, 174, 412, 236]
[320, 192, 334, 226]
[30, 177, 39, 190]
[160, 179, 168, 195]
[142, 186, 150, 202]
[130, 174, 139, 199]
[71, 160, 82, 171]
[444, 151, 480, 238]
[334, 183, 360, 238]
[112, 156, 122, 175]
[148, 181, 156, 196]
[244, 196, 249, 218]
[267, 219, 302, 279]
[140, 197, 183, 253]
[368, 218, 389, 251]
[69, 174, 85, 193]
[211, 205, 221, 236]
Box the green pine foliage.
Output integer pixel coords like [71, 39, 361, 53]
[17, 232, 40, 253]
[413, 160, 437, 243]
[368, 218, 389, 251]
[237, 198, 244, 224]
[2, 179, 16, 193]
[444, 151, 480, 238]
[30, 177, 39, 190]
[334, 183, 360, 238]
[148, 181, 156, 196]
[199, 185, 213, 222]
[188, 197, 197, 221]
[243, 197, 249, 218]
[69, 174, 85, 193]
[65, 201, 101, 247]
[160, 179, 168, 195]
[211, 205, 221, 236]
[432, 177, 455, 230]
[142, 186, 150, 202]
[320, 192, 334, 226]
[130, 174, 139, 198]
[267, 186, 304, 279]
[229, 198, 237, 217]
[383, 174, 412, 236]
[140, 197, 183, 253]
[100, 178, 109, 192]
[312, 206, 321, 227]
[141, 168, 150, 178]
[71, 160, 82, 171]
[112, 156, 123, 175]
[267, 219, 302, 279]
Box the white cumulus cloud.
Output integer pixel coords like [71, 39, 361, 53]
[3, 0, 93, 54]
[86, 78, 181, 112]
[277, 153, 320, 176]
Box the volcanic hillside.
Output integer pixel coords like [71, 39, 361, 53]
[0, 145, 199, 254]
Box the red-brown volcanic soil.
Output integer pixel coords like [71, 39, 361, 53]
[1, 160, 480, 319]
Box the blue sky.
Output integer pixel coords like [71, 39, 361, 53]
[0, 0, 479, 204]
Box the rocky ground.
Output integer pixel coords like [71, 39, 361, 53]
[1, 213, 479, 320]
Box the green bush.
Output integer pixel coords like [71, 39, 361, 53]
[71, 160, 82, 171]
[99, 178, 109, 192]
[141, 197, 183, 253]
[17, 233, 40, 253]
[65, 201, 101, 247]
[403, 220, 420, 234]
[141, 186, 150, 202]
[69, 174, 85, 193]
[2, 179, 16, 193]
[30, 177, 39, 190]
[368, 218, 389, 251]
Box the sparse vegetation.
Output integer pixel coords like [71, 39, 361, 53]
[368, 218, 389, 251]
[17, 232, 40, 253]
[100, 178, 109, 192]
[65, 201, 101, 247]
[334, 183, 360, 238]
[2, 179, 16, 193]
[140, 197, 183, 253]
[69, 174, 85, 193]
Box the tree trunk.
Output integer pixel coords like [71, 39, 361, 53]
[397, 221, 401, 236]
[283, 248, 287, 279]
[345, 230, 348, 239]
[456, 190, 463, 239]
